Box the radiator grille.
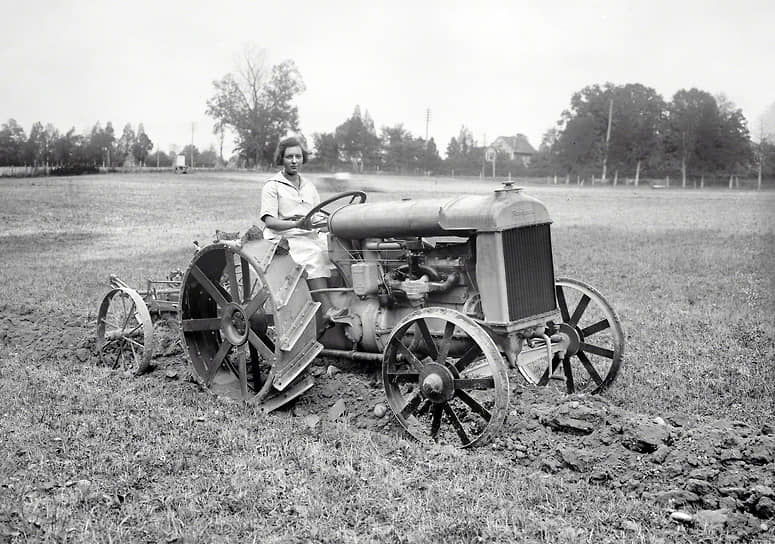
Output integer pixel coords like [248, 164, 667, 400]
[502, 224, 557, 321]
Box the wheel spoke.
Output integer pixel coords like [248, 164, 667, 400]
[247, 330, 275, 362]
[120, 321, 143, 338]
[414, 319, 438, 360]
[453, 344, 482, 373]
[114, 345, 125, 369]
[454, 377, 495, 390]
[128, 340, 139, 365]
[393, 341, 424, 372]
[101, 337, 121, 349]
[190, 264, 230, 308]
[225, 251, 240, 303]
[243, 287, 270, 320]
[399, 391, 423, 418]
[562, 356, 575, 394]
[417, 400, 431, 416]
[106, 340, 122, 368]
[124, 336, 144, 349]
[120, 300, 136, 333]
[568, 294, 590, 327]
[580, 342, 614, 359]
[436, 321, 456, 364]
[443, 404, 471, 446]
[581, 319, 610, 337]
[455, 390, 492, 422]
[430, 404, 443, 439]
[101, 317, 123, 330]
[240, 257, 251, 302]
[556, 285, 570, 322]
[577, 351, 604, 386]
[206, 341, 232, 385]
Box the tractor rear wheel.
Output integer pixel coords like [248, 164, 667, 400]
[382, 308, 510, 448]
[96, 287, 153, 374]
[179, 240, 320, 408]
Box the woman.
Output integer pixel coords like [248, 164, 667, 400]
[259, 136, 333, 313]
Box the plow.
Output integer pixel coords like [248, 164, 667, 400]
[97, 183, 624, 448]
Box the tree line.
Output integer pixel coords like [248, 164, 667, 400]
[0, 119, 221, 173]
[532, 83, 769, 185]
[3, 48, 773, 183]
[206, 52, 773, 183]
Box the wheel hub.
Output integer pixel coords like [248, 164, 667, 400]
[419, 363, 455, 403]
[221, 302, 249, 346]
[558, 322, 581, 356]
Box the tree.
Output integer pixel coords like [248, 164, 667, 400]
[381, 124, 413, 173]
[116, 123, 136, 166]
[664, 89, 751, 183]
[554, 114, 600, 176]
[550, 82, 666, 180]
[422, 137, 442, 173]
[312, 131, 340, 171]
[443, 126, 481, 176]
[198, 145, 219, 168]
[24, 122, 58, 166]
[445, 137, 461, 160]
[206, 47, 306, 167]
[334, 106, 381, 171]
[607, 84, 666, 183]
[0, 119, 27, 165]
[180, 145, 200, 167]
[132, 123, 153, 166]
[52, 127, 78, 165]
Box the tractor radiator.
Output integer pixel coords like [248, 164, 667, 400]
[501, 224, 557, 322]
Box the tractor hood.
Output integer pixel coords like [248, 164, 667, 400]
[327, 183, 551, 239]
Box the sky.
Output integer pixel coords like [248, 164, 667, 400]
[2, 0, 773, 157]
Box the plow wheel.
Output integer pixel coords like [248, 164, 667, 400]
[518, 277, 624, 394]
[383, 308, 509, 448]
[96, 287, 153, 374]
[179, 240, 321, 410]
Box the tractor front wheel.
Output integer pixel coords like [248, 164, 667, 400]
[382, 308, 510, 448]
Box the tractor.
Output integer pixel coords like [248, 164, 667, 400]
[176, 183, 624, 448]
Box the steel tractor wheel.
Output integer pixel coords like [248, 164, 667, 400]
[382, 308, 510, 448]
[179, 240, 321, 411]
[517, 277, 624, 394]
[96, 287, 154, 374]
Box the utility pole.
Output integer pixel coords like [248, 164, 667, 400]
[601, 98, 613, 183]
[190, 123, 195, 169]
[425, 108, 431, 142]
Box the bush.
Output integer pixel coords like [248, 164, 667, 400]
[50, 164, 100, 176]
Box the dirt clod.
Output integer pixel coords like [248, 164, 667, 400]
[670, 511, 693, 524]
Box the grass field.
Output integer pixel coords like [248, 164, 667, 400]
[1, 171, 773, 542]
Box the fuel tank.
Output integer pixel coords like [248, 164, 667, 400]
[327, 183, 551, 239]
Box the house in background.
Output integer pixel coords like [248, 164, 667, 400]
[490, 134, 536, 166]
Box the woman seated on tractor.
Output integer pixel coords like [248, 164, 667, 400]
[259, 137, 334, 316]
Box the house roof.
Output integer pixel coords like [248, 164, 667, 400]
[492, 134, 536, 155]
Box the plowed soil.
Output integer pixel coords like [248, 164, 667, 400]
[2, 300, 772, 540]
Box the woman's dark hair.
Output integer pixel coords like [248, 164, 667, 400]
[274, 137, 308, 166]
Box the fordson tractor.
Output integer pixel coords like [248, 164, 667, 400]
[175, 183, 624, 448]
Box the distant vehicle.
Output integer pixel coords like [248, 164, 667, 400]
[174, 155, 188, 174]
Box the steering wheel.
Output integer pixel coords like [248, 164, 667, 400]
[299, 191, 367, 230]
